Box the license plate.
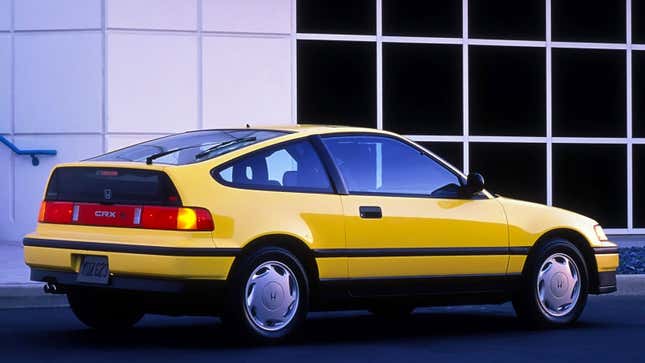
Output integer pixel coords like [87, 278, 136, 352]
[77, 255, 109, 284]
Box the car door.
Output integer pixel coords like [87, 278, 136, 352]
[319, 134, 509, 294]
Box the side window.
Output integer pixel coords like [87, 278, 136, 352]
[215, 140, 333, 193]
[322, 135, 462, 197]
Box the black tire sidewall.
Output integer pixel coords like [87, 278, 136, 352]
[522, 238, 589, 326]
[67, 288, 143, 330]
[225, 247, 309, 342]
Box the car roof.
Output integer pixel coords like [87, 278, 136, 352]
[189, 124, 398, 137]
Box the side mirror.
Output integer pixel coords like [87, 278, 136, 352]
[464, 173, 485, 195]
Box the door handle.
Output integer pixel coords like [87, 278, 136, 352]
[359, 206, 382, 219]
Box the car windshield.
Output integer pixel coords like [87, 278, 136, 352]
[90, 129, 289, 165]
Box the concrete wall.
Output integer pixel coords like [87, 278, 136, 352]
[0, 0, 294, 242]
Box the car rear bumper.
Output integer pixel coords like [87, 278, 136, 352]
[30, 268, 226, 294]
[23, 237, 238, 283]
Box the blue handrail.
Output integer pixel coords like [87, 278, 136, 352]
[0, 135, 57, 166]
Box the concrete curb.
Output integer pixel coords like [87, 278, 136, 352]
[1, 275, 644, 309]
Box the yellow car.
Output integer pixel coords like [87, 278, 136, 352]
[24, 126, 618, 341]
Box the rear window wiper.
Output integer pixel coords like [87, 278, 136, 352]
[194, 137, 257, 160]
[145, 137, 257, 164]
[145, 143, 214, 165]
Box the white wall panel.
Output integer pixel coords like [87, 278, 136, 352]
[202, 0, 291, 34]
[14, 0, 102, 30]
[107, 32, 198, 133]
[8, 134, 102, 241]
[105, 134, 167, 152]
[0, 0, 10, 31]
[0, 35, 11, 133]
[202, 36, 291, 129]
[14, 32, 103, 133]
[0, 140, 13, 240]
[107, 0, 197, 31]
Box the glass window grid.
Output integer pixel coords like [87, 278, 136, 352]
[293, 0, 643, 234]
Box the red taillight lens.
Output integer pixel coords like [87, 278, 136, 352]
[38, 201, 74, 224]
[141, 206, 214, 231]
[38, 201, 213, 231]
[192, 208, 215, 231]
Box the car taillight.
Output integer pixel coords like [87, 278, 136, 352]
[140, 206, 214, 231]
[39, 201, 74, 224]
[38, 201, 214, 231]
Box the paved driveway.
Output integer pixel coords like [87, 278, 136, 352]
[0, 295, 642, 363]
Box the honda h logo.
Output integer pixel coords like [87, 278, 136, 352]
[557, 279, 563, 289]
[270, 291, 277, 300]
[95, 211, 117, 218]
[104, 188, 112, 200]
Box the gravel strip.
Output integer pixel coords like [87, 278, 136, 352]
[618, 247, 645, 274]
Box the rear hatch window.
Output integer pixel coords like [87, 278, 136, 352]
[46, 167, 181, 206]
[89, 129, 289, 165]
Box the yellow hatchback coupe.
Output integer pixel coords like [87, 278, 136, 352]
[24, 126, 619, 342]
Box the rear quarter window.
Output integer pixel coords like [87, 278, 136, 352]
[214, 139, 333, 193]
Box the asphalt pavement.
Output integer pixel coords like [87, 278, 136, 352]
[0, 295, 642, 363]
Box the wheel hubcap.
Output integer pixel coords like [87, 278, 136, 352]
[536, 253, 581, 317]
[244, 261, 299, 331]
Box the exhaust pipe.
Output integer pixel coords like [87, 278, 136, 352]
[43, 281, 65, 294]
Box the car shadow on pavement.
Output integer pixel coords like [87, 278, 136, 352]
[16, 307, 612, 350]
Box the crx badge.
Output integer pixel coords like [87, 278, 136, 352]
[104, 188, 112, 200]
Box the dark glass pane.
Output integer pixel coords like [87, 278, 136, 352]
[634, 0, 645, 44]
[469, 0, 545, 40]
[297, 40, 376, 128]
[469, 46, 546, 136]
[552, 49, 626, 137]
[323, 136, 462, 197]
[382, 0, 461, 37]
[469, 143, 546, 203]
[383, 43, 462, 135]
[92, 130, 287, 164]
[552, 0, 625, 43]
[297, 0, 375, 35]
[635, 145, 645, 227]
[633, 51, 645, 137]
[217, 140, 332, 193]
[419, 142, 463, 171]
[553, 144, 626, 228]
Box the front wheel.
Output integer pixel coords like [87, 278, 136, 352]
[513, 238, 589, 327]
[67, 288, 144, 330]
[222, 247, 309, 343]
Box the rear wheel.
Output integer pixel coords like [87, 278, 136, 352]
[67, 288, 144, 330]
[513, 238, 588, 327]
[222, 247, 309, 343]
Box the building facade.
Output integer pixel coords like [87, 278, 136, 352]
[0, 0, 643, 242]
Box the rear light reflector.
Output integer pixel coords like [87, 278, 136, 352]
[38, 202, 214, 231]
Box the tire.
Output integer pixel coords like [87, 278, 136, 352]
[512, 238, 589, 328]
[368, 303, 414, 318]
[67, 288, 144, 330]
[222, 246, 309, 343]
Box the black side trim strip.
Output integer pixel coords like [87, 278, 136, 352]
[593, 247, 619, 254]
[319, 273, 522, 298]
[319, 273, 521, 283]
[313, 247, 531, 258]
[23, 238, 240, 257]
[509, 247, 531, 255]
